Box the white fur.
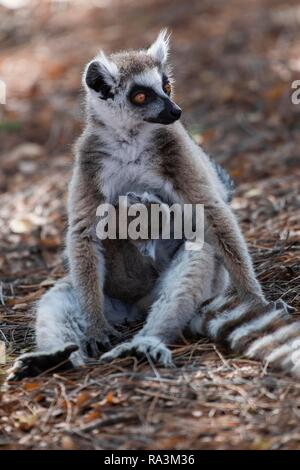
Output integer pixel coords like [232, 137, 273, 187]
[229, 308, 283, 350]
[290, 362, 300, 377]
[265, 345, 291, 364]
[207, 302, 251, 339]
[265, 337, 300, 365]
[35, 279, 86, 366]
[189, 315, 205, 336]
[134, 68, 165, 95]
[101, 335, 173, 367]
[282, 341, 300, 367]
[96, 51, 119, 81]
[96, 123, 176, 204]
[246, 322, 300, 358]
[246, 335, 275, 358]
[285, 351, 300, 369]
[202, 294, 233, 314]
[147, 29, 170, 65]
[83, 51, 119, 91]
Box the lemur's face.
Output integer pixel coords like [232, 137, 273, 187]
[84, 30, 182, 127]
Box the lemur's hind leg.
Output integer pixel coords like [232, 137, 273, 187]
[101, 242, 230, 366]
[7, 277, 145, 381]
[7, 277, 87, 381]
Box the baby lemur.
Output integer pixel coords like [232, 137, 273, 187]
[8, 31, 298, 381]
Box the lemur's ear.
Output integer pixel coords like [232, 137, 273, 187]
[84, 52, 119, 99]
[147, 29, 170, 66]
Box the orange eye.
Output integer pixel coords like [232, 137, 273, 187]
[164, 82, 172, 95]
[132, 92, 146, 105]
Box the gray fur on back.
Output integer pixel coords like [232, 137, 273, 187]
[209, 157, 235, 202]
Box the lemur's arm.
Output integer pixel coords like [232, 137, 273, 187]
[204, 198, 264, 301]
[122, 188, 262, 303]
[173, 155, 265, 305]
[67, 164, 117, 355]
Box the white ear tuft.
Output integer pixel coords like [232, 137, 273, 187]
[83, 50, 119, 93]
[147, 29, 170, 65]
[95, 51, 119, 85]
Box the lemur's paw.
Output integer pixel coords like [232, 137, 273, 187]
[126, 191, 163, 206]
[6, 343, 78, 382]
[274, 299, 295, 315]
[85, 324, 122, 358]
[100, 335, 174, 368]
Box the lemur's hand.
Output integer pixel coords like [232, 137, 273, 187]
[85, 321, 121, 358]
[126, 191, 163, 206]
[125, 192, 171, 242]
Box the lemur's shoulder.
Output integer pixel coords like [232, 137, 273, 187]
[149, 125, 235, 203]
[73, 126, 109, 174]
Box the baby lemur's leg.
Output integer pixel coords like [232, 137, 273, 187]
[101, 242, 229, 366]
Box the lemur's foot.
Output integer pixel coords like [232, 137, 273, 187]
[274, 299, 295, 315]
[85, 324, 122, 358]
[100, 335, 174, 368]
[7, 343, 78, 382]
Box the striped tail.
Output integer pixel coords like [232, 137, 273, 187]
[190, 295, 300, 376]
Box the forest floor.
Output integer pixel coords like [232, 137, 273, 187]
[0, 0, 300, 450]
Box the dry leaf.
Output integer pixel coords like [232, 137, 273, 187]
[23, 382, 40, 392]
[61, 435, 77, 450]
[9, 217, 34, 234]
[100, 391, 121, 405]
[7, 288, 45, 306]
[75, 391, 92, 408]
[265, 82, 286, 101]
[83, 410, 102, 423]
[17, 414, 37, 432]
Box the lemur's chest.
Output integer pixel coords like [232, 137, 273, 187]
[99, 139, 172, 203]
[97, 136, 181, 267]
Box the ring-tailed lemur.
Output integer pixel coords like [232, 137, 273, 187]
[8, 30, 297, 381]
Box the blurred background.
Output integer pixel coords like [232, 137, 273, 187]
[1, 0, 300, 180]
[0, 0, 300, 450]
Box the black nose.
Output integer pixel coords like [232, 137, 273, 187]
[145, 99, 182, 125]
[170, 105, 182, 120]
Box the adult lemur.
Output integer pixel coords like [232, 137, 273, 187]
[8, 31, 299, 381]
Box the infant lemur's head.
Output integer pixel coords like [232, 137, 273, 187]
[83, 29, 182, 127]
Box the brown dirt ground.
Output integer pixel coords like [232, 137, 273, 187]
[0, 0, 300, 450]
